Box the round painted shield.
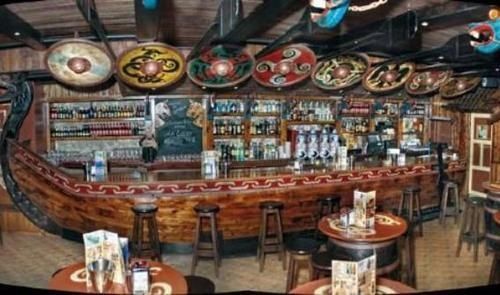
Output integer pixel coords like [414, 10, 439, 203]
[311, 53, 369, 91]
[362, 62, 415, 94]
[44, 39, 114, 87]
[405, 70, 452, 96]
[187, 45, 255, 89]
[116, 42, 186, 90]
[439, 77, 481, 99]
[253, 44, 317, 88]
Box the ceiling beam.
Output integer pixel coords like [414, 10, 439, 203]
[76, 0, 116, 60]
[0, 6, 45, 50]
[218, 0, 305, 44]
[188, 0, 243, 60]
[134, 0, 175, 43]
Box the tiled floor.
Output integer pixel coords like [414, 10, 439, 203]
[0, 218, 494, 293]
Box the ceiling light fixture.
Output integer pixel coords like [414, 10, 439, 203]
[14, 32, 20, 36]
[421, 21, 429, 27]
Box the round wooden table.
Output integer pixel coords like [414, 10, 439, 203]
[289, 277, 416, 294]
[318, 212, 407, 275]
[49, 261, 188, 294]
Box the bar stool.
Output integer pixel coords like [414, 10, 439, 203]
[399, 216, 417, 288]
[398, 186, 424, 237]
[311, 250, 335, 279]
[285, 237, 321, 292]
[314, 195, 341, 239]
[131, 203, 161, 261]
[257, 201, 286, 272]
[191, 203, 221, 277]
[185, 275, 215, 294]
[456, 196, 485, 262]
[489, 212, 500, 284]
[439, 180, 460, 225]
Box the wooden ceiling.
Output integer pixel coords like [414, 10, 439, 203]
[0, 1, 492, 49]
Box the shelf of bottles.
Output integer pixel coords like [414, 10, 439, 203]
[213, 118, 245, 137]
[250, 117, 280, 137]
[48, 100, 146, 144]
[287, 99, 336, 123]
[50, 122, 144, 140]
[250, 99, 281, 116]
[401, 103, 426, 117]
[212, 98, 245, 116]
[49, 101, 145, 121]
[373, 103, 399, 142]
[338, 101, 371, 117]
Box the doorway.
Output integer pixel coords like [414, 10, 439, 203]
[468, 113, 492, 197]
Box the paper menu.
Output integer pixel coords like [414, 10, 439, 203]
[83, 230, 126, 286]
[331, 255, 376, 295]
[353, 190, 376, 229]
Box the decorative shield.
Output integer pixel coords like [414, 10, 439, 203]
[187, 45, 255, 89]
[253, 44, 317, 88]
[116, 42, 186, 90]
[44, 39, 114, 87]
[405, 70, 452, 96]
[439, 77, 481, 99]
[311, 53, 369, 91]
[362, 62, 415, 94]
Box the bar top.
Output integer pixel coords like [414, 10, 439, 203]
[62, 154, 460, 183]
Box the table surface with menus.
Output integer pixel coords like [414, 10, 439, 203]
[289, 277, 416, 294]
[48, 261, 187, 294]
[318, 212, 408, 243]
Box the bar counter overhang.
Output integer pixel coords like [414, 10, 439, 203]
[6, 139, 466, 243]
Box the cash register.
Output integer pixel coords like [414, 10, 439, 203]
[367, 133, 385, 156]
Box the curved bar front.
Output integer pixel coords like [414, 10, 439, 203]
[9, 140, 466, 243]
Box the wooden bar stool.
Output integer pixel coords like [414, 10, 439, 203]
[398, 186, 423, 237]
[285, 237, 320, 292]
[185, 275, 215, 294]
[311, 250, 335, 279]
[399, 216, 417, 288]
[314, 195, 341, 239]
[191, 203, 221, 277]
[257, 201, 286, 272]
[439, 180, 460, 225]
[131, 203, 161, 261]
[456, 196, 485, 262]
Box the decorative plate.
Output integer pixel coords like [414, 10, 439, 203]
[311, 53, 369, 91]
[116, 42, 186, 90]
[362, 62, 415, 94]
[44, 39, 114, 87]
[439, 77, 481, 99]
[405, 70, 452, 96]
[253, 44, 317, 88]
[187, 45, 254, 89]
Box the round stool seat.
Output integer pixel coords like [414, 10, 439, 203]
[317, 195, 341, 204]
[404, 186, 421, 194]
[259, 201, 284, 210]
[194, 203, 220, 213]
[286, 238, 320, 255]
[466, 196, 485, 206]
[185, 275, 215, 294]
[132, 203, 158, 214]
[312, 251, 335, 270]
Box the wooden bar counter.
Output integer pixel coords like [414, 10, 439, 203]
[7, 139, 466, 243]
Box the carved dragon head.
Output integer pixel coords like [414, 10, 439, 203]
[468, 9, 500, 55]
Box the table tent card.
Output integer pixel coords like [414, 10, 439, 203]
[83, 230, 126, 286]
[354, 190, 376, 229]
[331, 254, 376, 295]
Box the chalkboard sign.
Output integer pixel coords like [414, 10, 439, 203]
[154, 98, 203, 156]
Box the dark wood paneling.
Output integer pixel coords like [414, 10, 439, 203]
[472, 170, 489, 193]
[484, 144, 491, 168]
[473, 143, 480, 166]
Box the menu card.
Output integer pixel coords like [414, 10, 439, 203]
[331, 254, 376, 295]
[353, 190, 376, 229]
[83, 230, 126, 286]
